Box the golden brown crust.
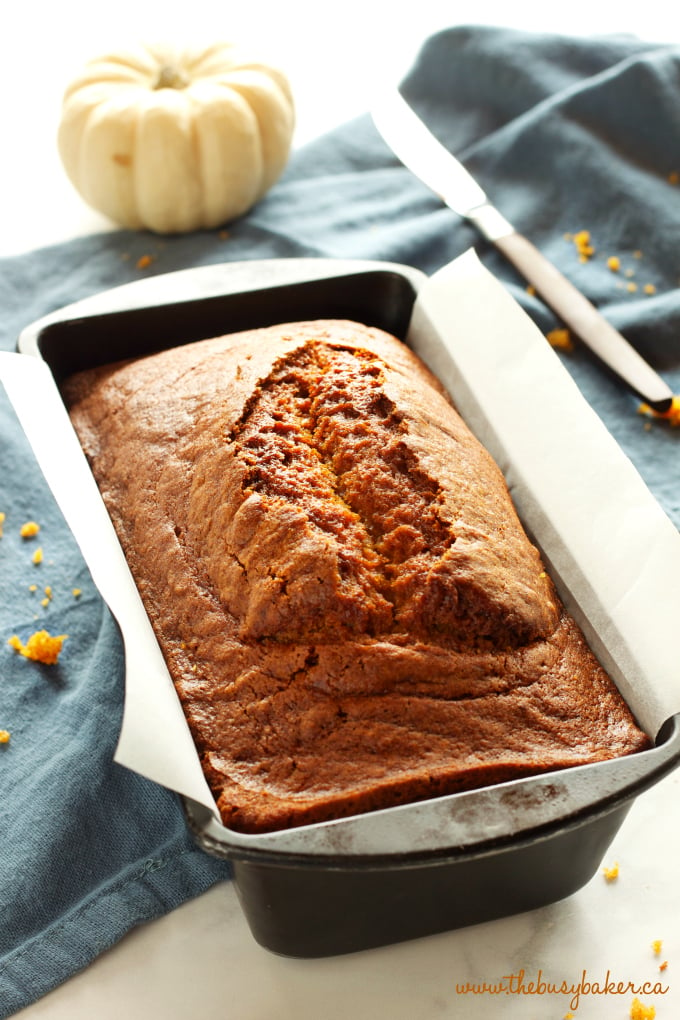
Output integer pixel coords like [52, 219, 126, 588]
[64, 320, 650, 833]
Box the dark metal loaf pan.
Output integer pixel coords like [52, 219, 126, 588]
[17, 257, 680, 957]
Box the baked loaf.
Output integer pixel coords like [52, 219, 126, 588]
[64, 319, 650, 832]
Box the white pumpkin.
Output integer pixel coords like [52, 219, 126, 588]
[57, 43, 295, 234]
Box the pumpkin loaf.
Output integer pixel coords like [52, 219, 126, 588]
[63, 320, 650, 833]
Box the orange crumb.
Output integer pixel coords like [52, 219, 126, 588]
[669, 170, 679, 185]
[20, 521, 40, 538]
[571, 229, 595, 260]
[603, 861, 619, 881]
[218, 229, 230, 240]
[0, 730, 10, 744]
[630, 997, 656, 1019]
[136, 254, 154, 270]
[607, 255, 621, 271]
[32, 547, 43, 565]
[546, 328, 574, 352]
[526, 284, 536, 296]
[8, 630, 68, 665]
[638, 396, 680, 427]
[659, 960, 668, 972]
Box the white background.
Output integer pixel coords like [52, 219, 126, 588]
[5, 2, 680, 1018]
[2, 0, 680, 255]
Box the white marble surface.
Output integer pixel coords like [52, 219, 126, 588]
[5, 1, 680, 1017]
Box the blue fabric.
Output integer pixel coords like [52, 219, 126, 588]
[1, 24, 679, 1016]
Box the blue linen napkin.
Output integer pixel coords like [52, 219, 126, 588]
[1, 24, 679, 1017]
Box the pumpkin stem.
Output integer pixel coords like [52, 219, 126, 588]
[153, 65, 190, 90]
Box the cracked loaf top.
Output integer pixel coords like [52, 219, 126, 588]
[63, 320, 650, 833]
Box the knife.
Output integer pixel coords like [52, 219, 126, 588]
[372, 89, 674, 413]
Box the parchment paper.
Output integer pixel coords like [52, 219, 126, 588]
[408, 250, 680, 739]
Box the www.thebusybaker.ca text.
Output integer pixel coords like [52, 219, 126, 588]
[455, 969, 669, 1011]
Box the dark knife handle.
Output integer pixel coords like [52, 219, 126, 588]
[494, 231, 674, 412]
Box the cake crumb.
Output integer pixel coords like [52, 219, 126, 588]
[546, 328, 574, 352]
[652, 940, 663, 955]
[526, 284, 536, 296]
[136, 254, 155, 270]
[0, 730, 10, 744]
[20, 521, 40, 538]
[0, 511, 5, 538]
[571, 229, 595, 260]
[643, 283, 656, 295]
[607, 255, 621, 272]
[72, 588, 82, 598]
[630, 997, 656, 1019]
[32, 547, 43, 565]
[627, 282, 638, 293]
[7, 630, 68, 665]
[602, 861, 619, 881]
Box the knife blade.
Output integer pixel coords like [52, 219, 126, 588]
[372, 89, 674, 413]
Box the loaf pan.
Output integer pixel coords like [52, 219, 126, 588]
[15, 256, 680, 957]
